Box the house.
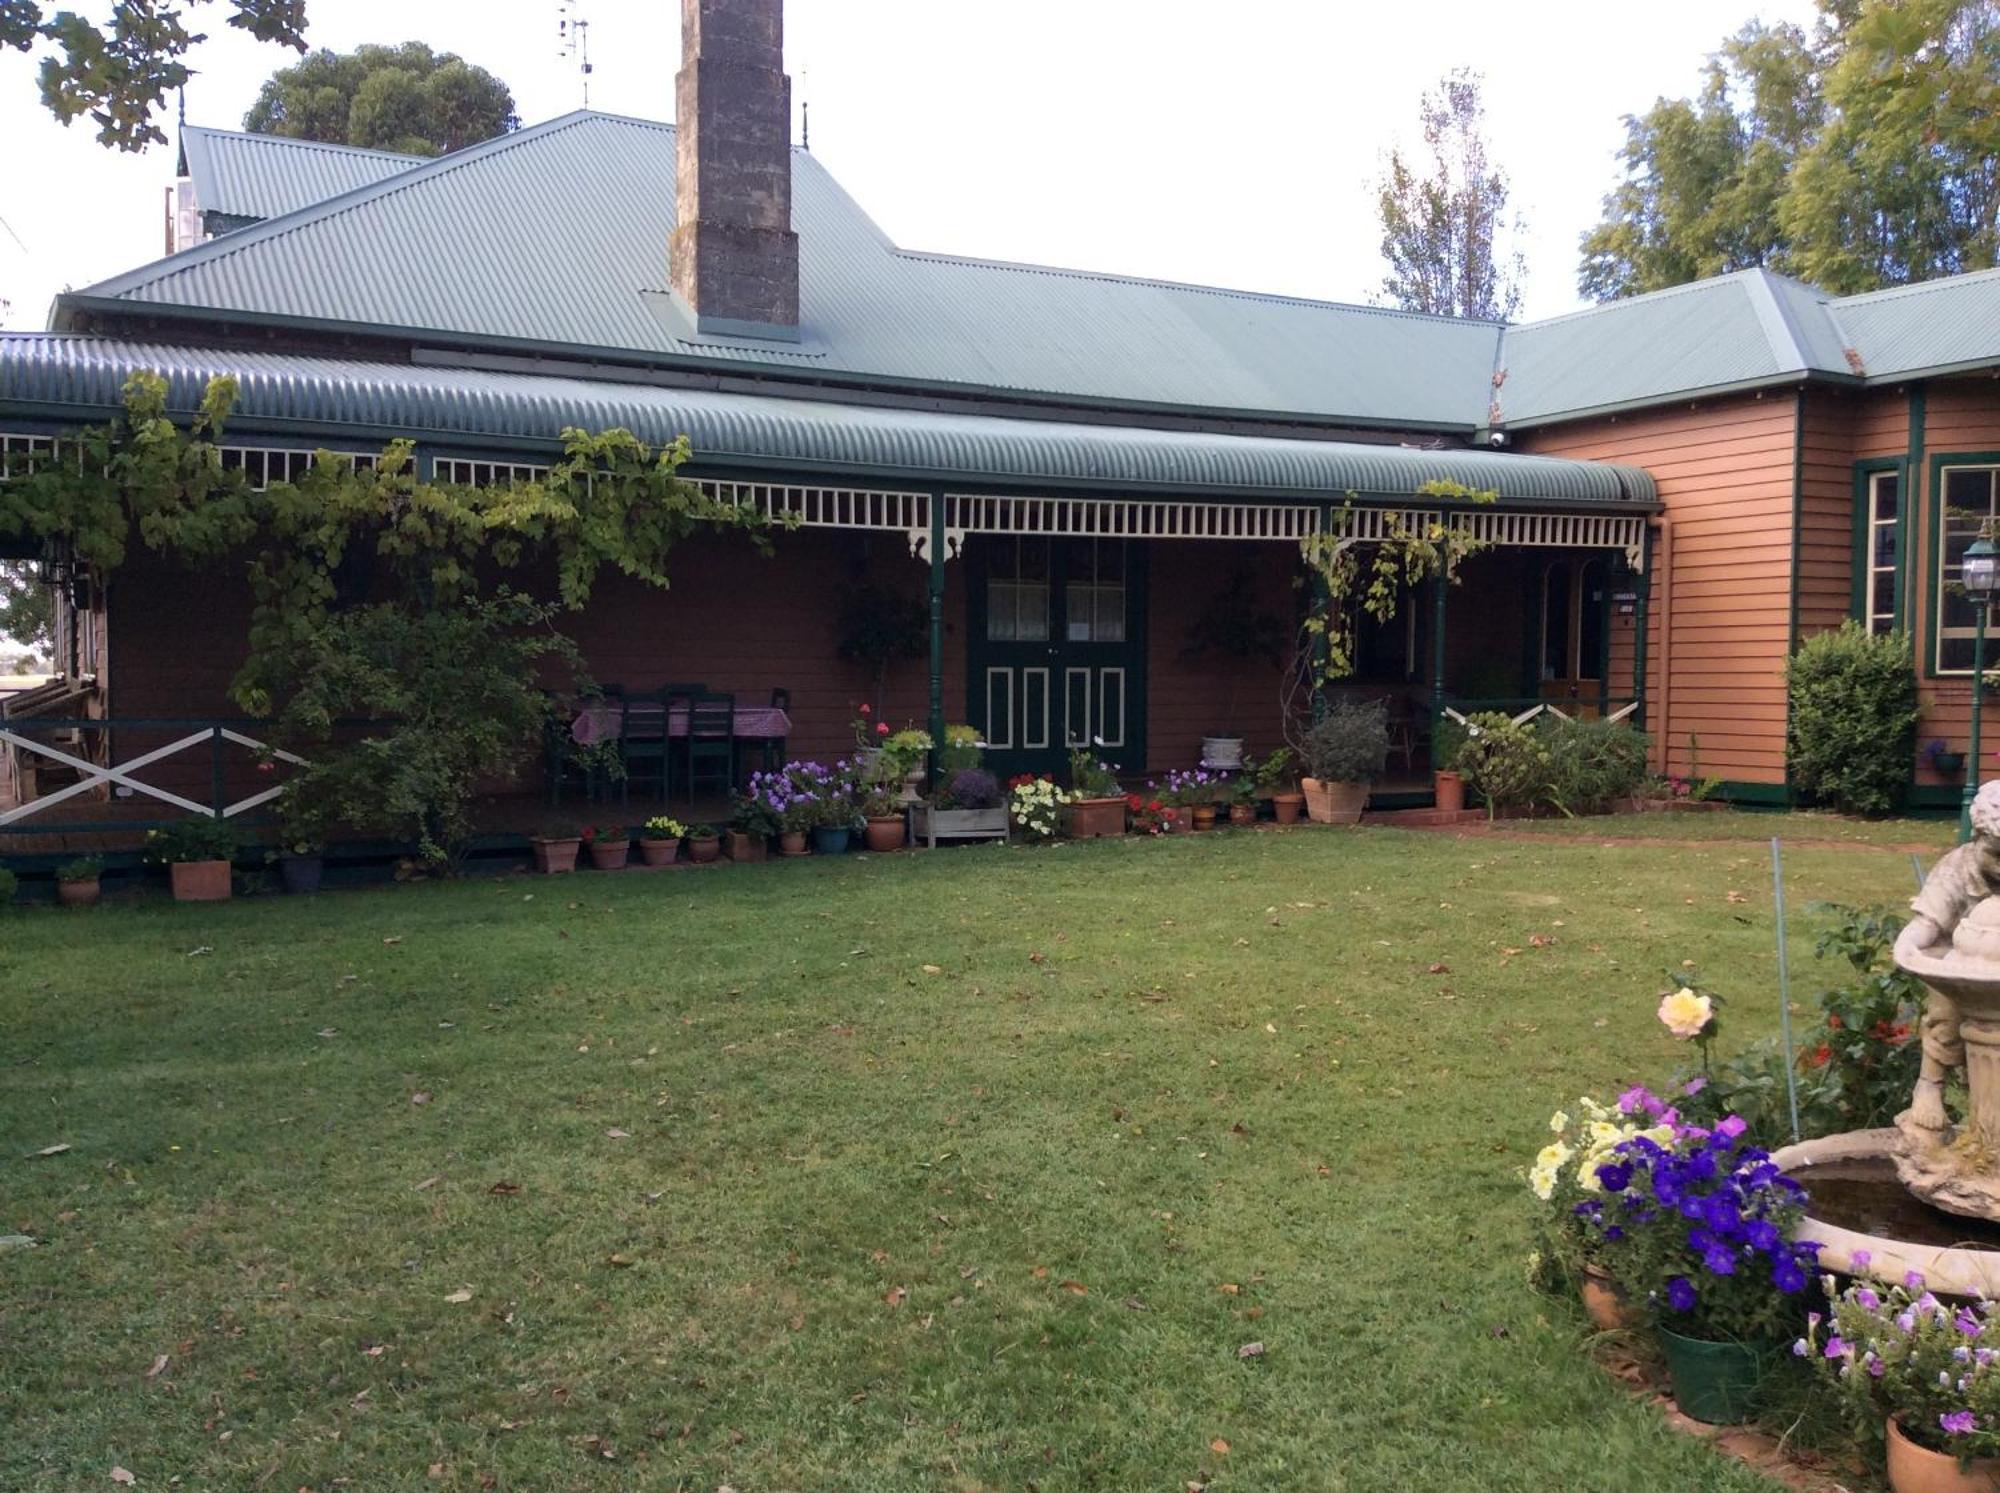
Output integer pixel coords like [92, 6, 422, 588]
[2, 0, 1998, 833]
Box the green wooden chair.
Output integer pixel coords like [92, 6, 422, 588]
[618, 689, 672, 807]
[685, 690, 736, 807]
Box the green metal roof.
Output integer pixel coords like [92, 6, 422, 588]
[176, 126, 424, 226]
[40, 113, 2000, 433]
[0, 335, 1657, 507]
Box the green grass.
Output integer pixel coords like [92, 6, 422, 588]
[0, 823, 1922, 1490]
[1487, 808, 1954, 848]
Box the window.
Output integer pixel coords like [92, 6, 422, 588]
[985, 538, 1050, 642]
[0, 434, 53, 480]
[1064, 540, 1126, 643]
[1937, 465, 2000, 673]
[220, 446, 378, 491]
[433, 457, 551, 487]
[1862, 469, 1902, 636]
[1540, 563, 1573, 679]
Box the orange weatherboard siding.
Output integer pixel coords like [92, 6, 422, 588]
[1519, 393, 1801, 787]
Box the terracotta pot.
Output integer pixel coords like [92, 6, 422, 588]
[1300, 777, 1368, 825]
[1066, 795, 1127, 839]
[57, 877, 101, 907]
[1228, 802, 1255, 827]
[1433, 770, 1465, 815]
[532, 837, 580, 874]
[169, 859, 232, 902]
[863, 815, 905, 852]
[1271, 791, 1304, 825]
[639, 838, 680, 866]
[687, 835, 721, 864]
[1191, 805, 1217, 831]
[1888, 1416, 2000, 1492]
[726, 830, 768, 862]
[587, 838, 629, 871]
[1578, 1265, 1639, 1331]
[778, 829, 810, 857]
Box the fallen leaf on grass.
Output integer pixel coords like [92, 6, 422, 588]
[1124, 1297, 1150, 1311]
[604, 1129, 632, 1140]
[1059, 1280, 1087, 1296]
[412, 1175, 441, 1191]
[382, 936, 403, 946]
[144, 1353, 170, 1379]
[1217, 1282, 1240, 1296]
[1237, 1341, 1265, 1359]
[1210, 1438, 1230, 1455]
[444, 1288, 474, 1304]
[884, 1286, 907, 1307]
[487, 1180, 522, 1196]
[920, 964, 943, 975]
[1427, 963, 1450, 975]
[110, 1469, 135, 1486]
[1031, 1265, 1050, 1279]
[31, 1143, 70, 1158]
[606, 1254, 636, 1268]
[410, 1092, 432, 1107]
[362, 1345, 386, 1358]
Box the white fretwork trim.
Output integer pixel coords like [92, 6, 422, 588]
[694, 479, 934, 546]
[0, 726, 307, 826]
[946, 494, 1322, 543]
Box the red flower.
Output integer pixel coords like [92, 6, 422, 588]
[1803, 1043, 1833, 1069]
[1826, 1014, 1842, 1031]
[876, 721, 890, 736]
[858, 702, 872, 715]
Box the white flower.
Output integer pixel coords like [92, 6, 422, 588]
[1549, 1110, 1570, 1134]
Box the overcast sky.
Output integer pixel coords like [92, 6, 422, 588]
[0, 0, 1815, 331]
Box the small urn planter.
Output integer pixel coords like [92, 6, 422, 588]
[1066, 796, 1127, 839]
[727, 830, 768, 862]
[778, 829, 810, 857]
[278, 853, 324, 895]
[1190, 804, 1218, 832]
[1301, 777, 1368, 825]
[1887, 1416, 2000, 1492]
[686, 832, 721, 864]
[1271, 790, 1304, 825]
[639, 837, 681, 867]
[811, 826, 852, 856]
[532, 835, 581, 874]
[1577, 1265, 1639, 1332]
[1433, 770, 1465, 815]
[1201, 735, 1245, 769]
[1227, 802, 1255, 827]
[57, 874, 102, 907]
[1657, 1327, 1764, 1425]
[169, 859, 233, 902]
[862, 815, 905, 852]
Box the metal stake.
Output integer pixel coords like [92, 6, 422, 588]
[1772, 836, 1801, 1145]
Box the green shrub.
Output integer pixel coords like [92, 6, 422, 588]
[0, 867, 16, 905]
[1787, 622, 1918, 815]
[1453, 712, 1550, 818]
[144, 817, 240, 864]
[1300, 697, 1389, 783]
[1538, 715, 1650, 814]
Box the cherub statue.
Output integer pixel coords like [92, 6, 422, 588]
[1898, 780, 2000, 1130]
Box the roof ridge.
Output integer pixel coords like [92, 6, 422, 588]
[1740, 268, 1814, 374]
[1835, 264, 2000, 306]
[891, 247, 1504, 327]
[81, 112, 614, 302]
[181, 124, 427, 164]
[1507, 270, 1769, 333]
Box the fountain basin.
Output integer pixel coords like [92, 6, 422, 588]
[1776, 1130, 2000, 1297]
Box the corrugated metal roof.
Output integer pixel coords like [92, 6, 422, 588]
[88, 113, 1505, 430]
[177, 126, 424, 224]
[1834, 268, 2000, 381]
[0, 334, 1656, 506]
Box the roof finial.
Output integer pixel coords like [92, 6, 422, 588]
[801, 99, 810, 152]
[177, 87, 186, 126]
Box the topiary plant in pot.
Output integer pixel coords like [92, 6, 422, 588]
[1298, 698, 1389, 824]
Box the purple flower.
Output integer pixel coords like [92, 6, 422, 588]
[1715, 1115, 1747, 1140]
[1597, 1161, 1632, 1193]
[1773, 1257, 1807, 1294]
[1851, 1249, 1872, 1269]
[1868, 1356, 1885, 1378]
[1960, 1309, 1985, 1337]
[1824, 1335, 1848, 1359]
[1666, 1276, 1698, 1312]
[1792, 1338, 1809, 1357]
[1943, 1411, 1978, 1436]
[1684, 1076, 1709, 1096]
[1898, 1311, 1918, 1333]
[1908, 1270, 1928, 1290]
[1854, 1288, 1880, 1310]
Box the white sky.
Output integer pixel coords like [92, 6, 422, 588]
[0, 0, 1816, 333]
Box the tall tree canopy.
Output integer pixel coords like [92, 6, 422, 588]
[1374, 68, 1525, 321]
[3, 0, 306, 151]
[1581, 0, 2000, 300]
[243, 42, 516, 156]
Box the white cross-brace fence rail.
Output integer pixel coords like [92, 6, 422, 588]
[0, 724, 305, 826]
[1440, 701, 1640, 729]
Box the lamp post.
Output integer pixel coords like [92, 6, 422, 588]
[1960, 536, 1998, 841]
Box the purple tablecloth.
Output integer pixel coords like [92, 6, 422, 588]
[571, 703, 791, 744]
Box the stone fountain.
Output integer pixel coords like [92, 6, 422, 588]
[1777, 781, 2000, 1295]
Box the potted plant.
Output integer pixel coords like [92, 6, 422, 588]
[1064, 748, 1126, 838]
[882, 727, 933, 803]
[531, 818, 583, 874]
[1298, 698, 1389, 824]
[580, 823, 629, 871]
[640, 816, 687, 866]
[1159, 767, 1219, 830]
[1576, 1103, 1819, 1425]
[1431, 717, 1468, 815]
[686, 825, 722, 864]
[908, 731, 1010, 849]
[791, 759, 861, 855]
[1252, 747, 1303, 824]
[147, 818, 239, 902]
[728, 786, 778, 861]
[1925, 737, 1968, 778]
[850, 702, 896, 783]
[1125, 791, 1169, 836]
[271, 792, 331, 894]
[861, 786, 905, 852]
[1008, 774, 1073, 842]
[1806, 1280, 2000, 1492]
[1224, 769, 1257, 826]
[55, 855, 103, 907]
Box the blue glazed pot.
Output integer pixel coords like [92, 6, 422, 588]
[279, 854, 324, 895]
[811, 827, 852, 855]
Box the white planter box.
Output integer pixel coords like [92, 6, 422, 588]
[909, 804, 1010, 848]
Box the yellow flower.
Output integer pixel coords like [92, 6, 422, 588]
[1528, 1165, 1557, 1201]
[1642, 1124, 1676, 1147]
[1535, 1141, 1572, 1173]
[1657, 988, 1714, 1039]
[1588, 1120, 1622, 1146]
[1549, 1109, 1570, 1134]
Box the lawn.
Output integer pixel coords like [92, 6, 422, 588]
[0, 823, 1930, 1490]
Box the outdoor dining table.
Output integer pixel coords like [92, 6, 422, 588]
[570, 701, 793, 746]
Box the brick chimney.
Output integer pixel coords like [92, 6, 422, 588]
[669, 0, 800, 341]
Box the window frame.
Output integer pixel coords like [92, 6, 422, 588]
[1851, 457, 1907, 638]
[1926, 454, 2000, 677]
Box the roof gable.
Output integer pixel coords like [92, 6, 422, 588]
[177, 125, 425, 225]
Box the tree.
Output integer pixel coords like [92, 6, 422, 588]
[0, 561, 51, 671]
[3, 1, 307, 151]
[244, 42, 517, 156]
[1580, 2, 1998, 300]
[1374, 68, 1525, 320]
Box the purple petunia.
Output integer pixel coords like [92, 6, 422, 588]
[1960, 1309, 1985, 1337]
[1824, 1335, 1848, 1359]
[1943, 1411, 1978, 1436]
[1715, 1115, 1747, 1140]
[1667, 1276, 1698, 1312]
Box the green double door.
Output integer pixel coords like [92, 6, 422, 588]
[965, 536, 1146, 779]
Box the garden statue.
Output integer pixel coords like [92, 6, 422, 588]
[1891, 779, 2000, 1217]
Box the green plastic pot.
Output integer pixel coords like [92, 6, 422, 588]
[1658, 1326, 1764, 1424]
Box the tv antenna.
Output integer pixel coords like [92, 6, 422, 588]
[558, 1, 593, 108]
